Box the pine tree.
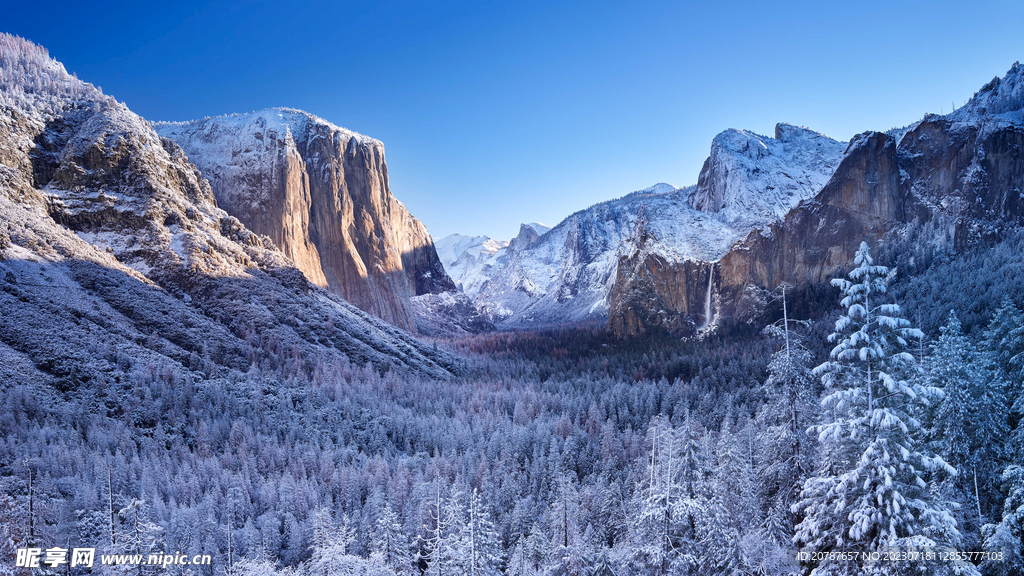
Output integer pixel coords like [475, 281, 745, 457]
[462, 488, 503, 576]
[698, 418, 766, 576]
[418, 482, 459, 576]
[545, 475, 589, 576]
[623, 416, 702, 576]
[307, 509, 366, 576]
[108, 499, 164, 576]
[700, 493, 745, 576]
[983, 465, 1024, 576]
[926, 311, 1008, 542]
[983, 298, 1024, 460]
[757, 328, 817, 546]
[507, 538, 536, 576]
[370, 502, 412, 575]
[0, 493, 26, 576]
[792, 242, 968, 576]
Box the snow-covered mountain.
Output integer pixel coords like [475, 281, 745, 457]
[690, 124, 846, 222]
[443, 124, 846, 329]
[617, 62, 1024, 337]
[0, 34, 459, 379]
[155, 109, 457, 333]
[433, 233, 509, 295]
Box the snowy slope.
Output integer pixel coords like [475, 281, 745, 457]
[433, 233, 509, 295]
[690, 124, 846, 223]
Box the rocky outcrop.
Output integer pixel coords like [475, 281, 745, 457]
[507, 222, 550, 253]
[608, 62, 1024, 337]
[716, 129, 905, 296]
[608, 228, 716, 337]
[156, 110, 456, 332]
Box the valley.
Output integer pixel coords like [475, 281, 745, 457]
[1, 32, 1023, 576]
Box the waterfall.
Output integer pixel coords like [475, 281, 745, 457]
[700, 263, 715, 330]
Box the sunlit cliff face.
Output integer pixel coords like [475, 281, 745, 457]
[157, 109, 456, 333]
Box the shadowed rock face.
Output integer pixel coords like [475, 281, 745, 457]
[717, 115, 1024, 303]
[157, 110, 455, 332]
[608, 64, 1024, 338]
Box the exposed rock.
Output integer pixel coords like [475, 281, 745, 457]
[507, 222, 550, 253]
[717, 129, 905, 297]
[156, 110, 456, 332]
[608, 62, 1024, 337]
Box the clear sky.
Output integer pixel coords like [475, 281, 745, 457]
[5, 1, 1024, 240]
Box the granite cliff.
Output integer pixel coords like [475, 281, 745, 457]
[156, 110, 456, 333]
[440, 125, 845, 331]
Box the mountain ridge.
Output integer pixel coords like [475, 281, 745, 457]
[620, 61, 1024, 336]
[0, 33, 459, 383]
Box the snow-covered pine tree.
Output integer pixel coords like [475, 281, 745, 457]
[0, 493, 25, 576]
[370, 502, 413, 575]
[545, 475, 589, 576]
[792, 241, 968, 576]
[622, 416, 701, 576]
[417, 482, 454, 576]
[109, 499, 164, 576]
[698, 417, 766, 576]
[757, 319, 818, 546]
[524, 522, 548, 576]
[307, 509, 368, 576]
[507, 538, 536, 576]
[982, 465, 1024, 576]
[926, 311, 1008, 543]
[463, 488, 503, 576]
[232, 555, 289, 576]
[983, 298, 1024, 460]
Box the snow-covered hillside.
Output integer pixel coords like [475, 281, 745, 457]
[0, 34, 459, 378]
[444, 125, 846, 329]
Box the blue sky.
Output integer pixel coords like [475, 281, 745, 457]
[6, 0, 1024, 239]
